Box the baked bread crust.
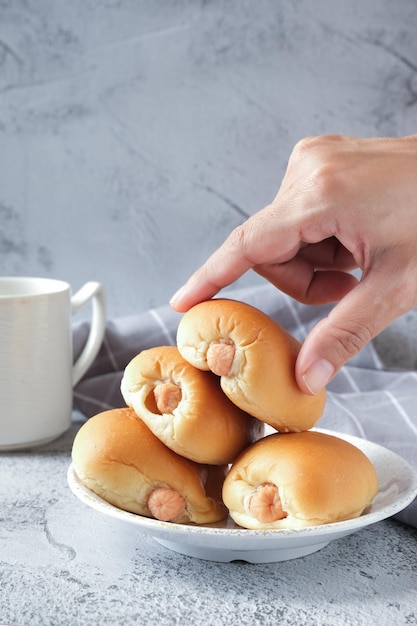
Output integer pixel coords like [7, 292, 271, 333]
[222, 430, 378, 529]
[72, 407, 228, 524]
[121, 345, 263, 464]
[176, 299, 326, 432]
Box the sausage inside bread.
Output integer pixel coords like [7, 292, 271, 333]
[72, 407, 228, 524]
[222, 430, 378, 530]
[176, 298, 326, 432]
[121, 345, 263, 464]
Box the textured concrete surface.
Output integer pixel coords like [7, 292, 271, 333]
[1, 0, 417, 318]
[0, 418, 416, 626]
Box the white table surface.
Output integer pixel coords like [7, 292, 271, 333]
[1, 412, 416, 626]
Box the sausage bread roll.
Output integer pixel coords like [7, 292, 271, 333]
[176, 299, 326, 432]
[120, 345, 263, 465]
[222, 431, 378, 530]
[72, 407, 228, 524]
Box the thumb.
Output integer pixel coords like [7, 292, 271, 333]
[295, 275, 399, 394]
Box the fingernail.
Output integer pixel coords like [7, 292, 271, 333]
[302, 358, 334, 395]
[169, 285, 186, 306]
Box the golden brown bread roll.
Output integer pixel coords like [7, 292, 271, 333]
[72, 407, 228, 524]
[222, 431, 379, 529]
[120, 345, 263, 464]
[176, 298, 326, 432]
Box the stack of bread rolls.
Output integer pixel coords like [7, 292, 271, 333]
[72, 298, 378, 529]
[72, 309, 264, 525]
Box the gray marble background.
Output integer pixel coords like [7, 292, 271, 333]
[1, 0, 417, 363]
[1, 6, 417, 624]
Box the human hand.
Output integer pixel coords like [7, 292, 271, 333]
[170, 134, 417, 394]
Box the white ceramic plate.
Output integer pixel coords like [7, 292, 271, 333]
[67, 430, 417, 563]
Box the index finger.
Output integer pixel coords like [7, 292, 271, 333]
[169, 205, 301, 311]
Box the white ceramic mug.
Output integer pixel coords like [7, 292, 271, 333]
[0, 277, 106, 450]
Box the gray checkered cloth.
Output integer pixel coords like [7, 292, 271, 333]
[73, 284, 417, 528]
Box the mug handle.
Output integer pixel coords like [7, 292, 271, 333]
[71, 282, 106, 386]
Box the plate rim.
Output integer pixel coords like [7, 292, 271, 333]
[67, 428, 417, 542]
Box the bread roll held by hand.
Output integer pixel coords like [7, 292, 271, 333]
[72, 407, 228, 524]
[120, 345, 263, 465]
[222, 431, 378, 530]
[176, 299, 326, 432]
